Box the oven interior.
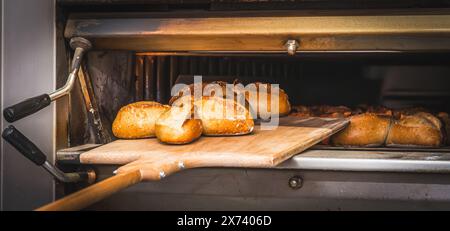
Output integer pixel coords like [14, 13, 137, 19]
[66, 52, 450, 146]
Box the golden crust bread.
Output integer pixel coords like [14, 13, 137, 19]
[112, 101, 170, 139]
[155, 104, 203, 144]
[331, 113, 391, 147]
[291, 105, 446, 147]
[437, 112, 450, 145]
[386, 112, 443, 147]
[244, 82, 291, 118]
[192, 96, 254, 136]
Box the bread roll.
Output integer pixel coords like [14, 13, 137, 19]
[331, 113, 392, 147]
[155, 102, 202, 144]
[244, 82, 291, 118]
[192, 96, 254, 136]
[386, 112, 443, 147]
[112, 101, 169, 139]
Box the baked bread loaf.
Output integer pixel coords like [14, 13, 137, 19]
[386, 112, 443, 147]
[112, 101, 170, 139]
[155, 102, 202, 144]
[193, 96, 254, 136]
[291, 105, 446, 148]
[437, 112, 450, 145]
[331, 113, 392, 147]
[244, 82, 291, 119]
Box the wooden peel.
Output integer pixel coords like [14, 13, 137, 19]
[37, 170, 142, 211]
[37, 117, 348, 211]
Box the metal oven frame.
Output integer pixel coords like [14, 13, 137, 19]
[2, 0, 450, 210]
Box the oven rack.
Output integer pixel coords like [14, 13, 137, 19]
[57, 144, 450, 174]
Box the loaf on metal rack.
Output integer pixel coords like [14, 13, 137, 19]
[437, 112, 450, 145]
[331, 113, 392, 147]
[290, 105, 445, 148]
[386, 112, 444, 147]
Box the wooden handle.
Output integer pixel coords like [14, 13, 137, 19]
[36, 170, 142, 211]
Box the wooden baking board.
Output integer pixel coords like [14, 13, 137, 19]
[80, 116, 349, 168]
[37, 116, 349, 211]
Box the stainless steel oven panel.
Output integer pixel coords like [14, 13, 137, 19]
[1, 0, 56, 211]
[64, 10, 450, 52]
[87, 166, 450, 211]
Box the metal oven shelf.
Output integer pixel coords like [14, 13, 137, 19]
[277, 149, 450, 173]
[57, 144, 450, 174]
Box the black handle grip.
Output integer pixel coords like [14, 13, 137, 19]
[3, 94, 51, 123]
[2, 125, 47, 166]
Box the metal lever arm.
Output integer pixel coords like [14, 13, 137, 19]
[3, 37, 92, 123]
[2, 125, 95, 183]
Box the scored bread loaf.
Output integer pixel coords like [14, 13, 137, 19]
[112, 101, 170, 139]
[291, 105, 445, 148]
[155, 101, 203, 144]
[331, 113, 392, 147]
[386, 112, 443, 147]
[244, 82, 291, 119]
[194, 96, 254, 136]
[171, 95, 254, 136]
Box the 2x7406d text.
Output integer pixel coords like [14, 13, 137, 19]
[177, 215, 272, 228]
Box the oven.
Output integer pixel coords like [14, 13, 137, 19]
[2, 0, 450, 210]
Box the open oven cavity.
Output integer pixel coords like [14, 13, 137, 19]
[54, 52, 450, 177]
[65, 52, 450, 145]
